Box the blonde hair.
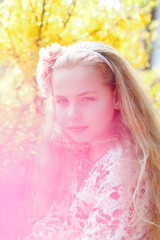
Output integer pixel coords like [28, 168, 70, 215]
[39, 41, 160, 239]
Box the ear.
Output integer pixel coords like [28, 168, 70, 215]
[113, 88, 120, 110]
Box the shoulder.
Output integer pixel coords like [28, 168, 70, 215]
[86, 142, 148, 195]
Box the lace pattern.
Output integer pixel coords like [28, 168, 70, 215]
[24, 143, 152, 240]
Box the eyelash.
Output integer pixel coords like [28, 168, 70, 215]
[56, 97, 95, 104]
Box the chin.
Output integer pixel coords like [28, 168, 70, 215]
[69, 135, 90, 144]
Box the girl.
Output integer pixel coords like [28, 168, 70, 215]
[25, 41, 160, 240]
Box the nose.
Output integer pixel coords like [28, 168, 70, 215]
[67, 103, 82, 122]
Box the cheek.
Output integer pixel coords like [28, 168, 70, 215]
[87, 100, 115, 122]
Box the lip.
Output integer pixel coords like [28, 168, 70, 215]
[68, 126, 88, 132]
[69, 126, 88, 129]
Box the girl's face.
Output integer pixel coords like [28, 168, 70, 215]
[53, 66, 117, 145]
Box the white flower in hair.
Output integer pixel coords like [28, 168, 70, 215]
[36, 43, 66, 97]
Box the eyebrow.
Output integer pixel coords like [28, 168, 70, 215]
[54, 91, 98, 98]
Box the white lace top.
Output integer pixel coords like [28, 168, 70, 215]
[24, 143, 152, 240]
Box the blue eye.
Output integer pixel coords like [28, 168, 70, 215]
[56, 99, 68, 104]
[82, 97, 95, 102]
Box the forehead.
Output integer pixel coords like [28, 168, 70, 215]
[52, 66, 107, 96]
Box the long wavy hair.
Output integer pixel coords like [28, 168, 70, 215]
[36, 41, 160, 239]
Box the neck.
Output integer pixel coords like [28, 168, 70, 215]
[88, 139, 115, 162]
